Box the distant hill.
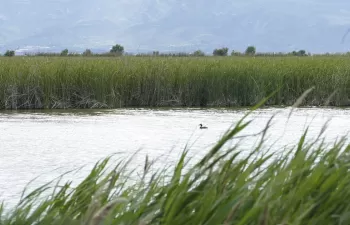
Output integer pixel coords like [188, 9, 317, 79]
[1, 0, 350, 54]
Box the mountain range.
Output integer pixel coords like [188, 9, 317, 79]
[1, 0, 350, 54]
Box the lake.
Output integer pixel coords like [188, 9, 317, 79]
[0, 107, 349, 207]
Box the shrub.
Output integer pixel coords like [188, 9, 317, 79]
[213, 47, 229, 56]
[4, 50, 15, 57]
[83, 49, 93, 56]
[245, 46, 256, 55]
[110, 44, 124, 55]
[192, 50, 205, 56]
[60, 49, 69, 56]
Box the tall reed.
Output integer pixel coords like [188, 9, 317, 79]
[0, 56, 349, 109]
[1, 106, 350, 225]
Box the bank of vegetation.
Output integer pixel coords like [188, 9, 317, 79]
[0, 43, 342, 57]
[1, 109, 350, 224]
[0, 55, 349, 109]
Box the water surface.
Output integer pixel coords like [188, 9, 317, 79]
[0, 107, 349, 207]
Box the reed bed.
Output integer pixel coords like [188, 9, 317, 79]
[0, 56, 350, 109]
[1, 107, 350, 225]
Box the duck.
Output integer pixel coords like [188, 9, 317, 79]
[199, 124, 208, 129]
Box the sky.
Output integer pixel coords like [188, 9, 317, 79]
[0, 0, 350, 54]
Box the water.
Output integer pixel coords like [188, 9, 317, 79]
[0, 107, 350, 207]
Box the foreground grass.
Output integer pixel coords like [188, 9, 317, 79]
[1, 108, 350, 225]
[0, 56, 350, 109]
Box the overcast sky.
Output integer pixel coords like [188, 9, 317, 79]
[1, 0, 350, 53]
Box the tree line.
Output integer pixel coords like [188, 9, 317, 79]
[0, 43, 334, 57]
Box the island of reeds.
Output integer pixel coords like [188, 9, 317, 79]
[1, 44, 350, 109]
[1, 108, 350, 225]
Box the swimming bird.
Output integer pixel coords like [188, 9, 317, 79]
[199, 124, 208, 129]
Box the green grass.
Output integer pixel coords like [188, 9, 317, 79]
[1, 107, 350, 224]
[0, 56, 350, 109]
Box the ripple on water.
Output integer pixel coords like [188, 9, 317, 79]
[0, 107, 350, 207]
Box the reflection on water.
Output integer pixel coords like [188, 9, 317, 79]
[0, 107, 349, 207]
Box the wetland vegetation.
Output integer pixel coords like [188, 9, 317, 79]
[0, 55, 349, 109]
